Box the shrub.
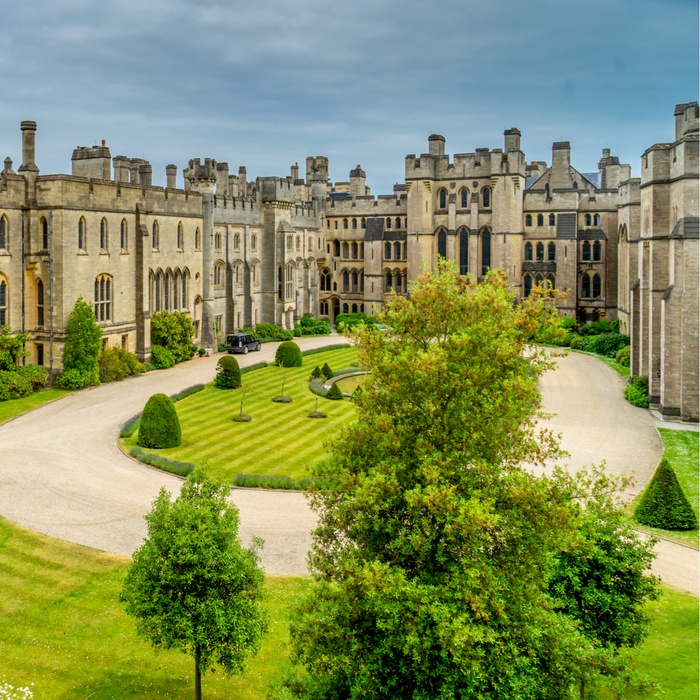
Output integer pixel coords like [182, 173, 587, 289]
[310, 365, 323, 380]
[325, 382, 344, 400]
[214, 355, 242, 389]
[130, 446, 194, 477]
[198, 347, 207, 356]
[560, 316, 577, 331]
[585, 332, 630, 358]
[62, 297, 102, 387]
[0, 370, 33, 400]
[150, 345, 176, 370]
[293, 323, 302, 337]
[56, 368, 93, 390]
[635, 459, 698, 531]
[0, 325, 29, 370]
[171, 384, 205, 402]
[335, 312, 377, 332]
[150, 311, 195, 363]
[98, 347, 144, 383]
[615, 345, 631, 367]
[299, 317, 331, 336]
[351, 385, 363, 402]
[250, 323, 294, 342]
[137, 393, 181, 449]
[625, 375, 649, 408]
[301, 343, 351, 357]
[120, 414, 141, 438]
[569, 335, 588, 351]
[321, 362, 334, 380]
[275, 340, 302, 367]
[17, 364, 48, 391]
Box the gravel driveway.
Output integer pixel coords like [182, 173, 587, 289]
[0, 341, 696, 594]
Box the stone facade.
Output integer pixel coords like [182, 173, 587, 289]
[0, 107, 697, 422]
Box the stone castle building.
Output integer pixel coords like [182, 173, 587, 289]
[0, 103, 697, 419]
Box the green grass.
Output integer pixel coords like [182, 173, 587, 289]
[632, 429, 699, 548]
[0, 516, 695, 699]
[0, 388, 70, 425]
[0, 516, 308, 699]
[124, 347, 359, 483]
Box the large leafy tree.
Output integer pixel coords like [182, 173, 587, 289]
[121, 469, 267, 700]
[61, 296, 102, 387]
[285, 262, 658, 700]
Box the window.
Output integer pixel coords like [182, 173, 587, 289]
[37, 280, 44, 327]
[214, 262, 224, 286]
[164, 270, 171, 310]
[320, 301, 328, 315]
[342, 242, 349, 259]
[385, 271, 392, 292]
[385, 242, 391, 260]
[525, 214, 532, 227]
[334, 221, 338, 230]
[547, 274, 555, 289]
[320, 269, 331, 291]
[334, 240, 340, 257]
[582, 273, 591, 298]
[585, 214, 592, 227]
[94, 274, 112, 322]
[352, 242, 358, 260]
[173, 271, 180, 310]
[351, 270, 358, 293]
[592, 273, 602, 298]
[593, 241, 602, 261]
[482, 187, 491, 209]
[195, 228, 201, 250]
[549, 214, 556, 226]
[582, 241, 591, 261]
[524, 274, 532, 298]
[234, 232, 240, 250]
[0, 279, 6, 325]
[152, 221, 159, 250]
[536, 242, 544, 261]
[394, 242, 401, 260]
[286, 263, 294, 298]
[352, 218, 357, 230]
[395, 272, 403, 294]
[351, 303, 358, 314]
[395, 217, 401, 229]
[216, 233, 223, 250]
[437, 229, 447, 259]
[40, 218, 48, 250]
[100, 218, 108, 251]
[360, 271, 364, 292]
[361, 218, 366, 229]
[460, 188, 469, 208]
[182, 269, 188, 309]
[342, 270, 349, 292]
[481, 228, 491, 275]
[296, 236, 300, 252]
[524, 242, 533, 261]
[593, 214, 600, 226]
[439, 189, 447, 209]
[251, 234, 257, 250]
[386, 217, 391, 229]
[120, 219, 128, 251]
[545, 183, 550, 198]
[178, 223, 184, 250]
[548, 242, 556, 261]
[37, 343, 44, 366]
[0, 216, 7, 250]
[342, 303, 349, 314]
[78, 217, 86, 251]
[459, 228, 468, 275]
[537, 214, 544, 227]
[343, 219, 348, 230]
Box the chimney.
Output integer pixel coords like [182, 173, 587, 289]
[216, 162, 229, 195]
[166, 164, 177, 189]
[139, 162, 152, 186]
[550, 142, 571, 189]
[238, 166, 247, 194]
[504, 127, 521, 152]
[291, 162, 299, 181]
[19, 121, 39, 173]
[428, 134, 445, 156]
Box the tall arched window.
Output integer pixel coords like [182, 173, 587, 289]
[155, 272, 162, 311]
[525, 214, 532, 227]
[286, 263, 294, 298]
[386, 217, 392, 229]
[459, 228, 468, 275]
[0, 216, 7, 250]
[482, 187, 491, 209]
[78, 217, 86, 251]
[173, 271, 180, 310]
[535, 273, 544, 288]
[164, 270, 171, 310]
[352, 242, 358, 260]
[547, 274, 555, 289]
[481, 228, 491, 275]
[37, 280, 44, 326]
[100, 218, 108, 251]
[524, 242, 533, 261]
[549, 214, 556, 226]
[545, 183, 550, 198]
[351, 270, 358, 293]
[342, 270, 349, 292]
[582, 273, 591, 298]
[251, 234, 257, 250]
[120, 219, 128, 251]
[593, 241, 602, 261]
[439, 189, 447, 209]
[195, 228, 201, 250]
[360, 271, 364, 292]
[548, 242, 556, 261]
[334, 240, 340, 257]
[582, 241, 591, 261]
[152, 221, 159, 250]
[0, 279, 7, 325]
[592, 273, 602, 298]
[394, 242, 401, 260]
[361, 218, 366, 230]
[585, 214, 592, 227]
[343, 219, 348, 230]
[385, 271, 392, 292]
[537, 214, 544, 227]
[182, 269, 188, 309]
[460, 188, 469, 208]
[593, 214, 600, 226]
[40, 218, 49, 250]
[177, 223, 184, 250]
[524, 274, 533, 298]
[342, 242, 349, 259]
[320, 269, 331, 291]
[352, 218, 357, 230]
[385, 242, 392, 260]
[536, 242, 544, 261]
[395, 271, 403, 294]
[395, 217, 401, 229]
[437, 229, 447, 259]
[94, 274, 112, 321]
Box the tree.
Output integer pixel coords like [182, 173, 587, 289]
[151, 310, 195, 363]
[138, 393, 182, 449]
[283, 262, 658, 700]
[121, 469, 267, 700]
[60, 296, 102, 388]
[214, 355, 242, 390]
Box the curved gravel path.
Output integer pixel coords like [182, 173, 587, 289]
[0, 341, 696, 593]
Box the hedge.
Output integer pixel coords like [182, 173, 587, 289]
[214, 355, 242, 389]
[275, 340, 302, 367]
[137, 393, 181, 449]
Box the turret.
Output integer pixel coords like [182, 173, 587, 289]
[349, 164, 367, 197]
[428, 134, 445, 156]
[504, 128, 521, 152]
[675, 102, 699, 140]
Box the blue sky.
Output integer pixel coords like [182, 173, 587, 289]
[1, 0, 697, 194]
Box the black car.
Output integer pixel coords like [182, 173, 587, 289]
[226, 333, 262, 354]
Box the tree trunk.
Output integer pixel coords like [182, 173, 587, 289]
[195, 650, 202, 700]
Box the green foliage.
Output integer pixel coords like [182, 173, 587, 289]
[150, 345, 176, 370]
[570, 334, 588, 350]
[214, 355, 242, 390]
[300, 343, 351, 357]
[285, 261, 658, 700]
[275, 341, 302, 367]
[17, 365, 48, 392]
[0, 325, 28, 370]
[56, 368, 94, 390]
[635, 459, 698, 531]
[120, 469, 268, 695]
[293, 323, 302, 337]
[351, 385, 363, 402]
[171, 384, 205, 402]
[560, 316, 577, 331]
[616, 344, 631, 367]
[137, 393, 181, 449]
[232, 473, 329, 490]
[150, 311, 195, 363]
[130, 446, 195, 477]
[98, 347, 145, 383]
[584, 332, 630, 358]
[324, 382, 343, 400]
[246, 323, 293, 342]
[299, 316, 331, 335]
[320, 362, 333, 380]
[625, 375, 649, 408]
[0, 370, 33, 401]
[334, 312, 377, 332]
[120, 414, 141, 438]
[309, 365, 323, 380]
[62, 297, 102, 387]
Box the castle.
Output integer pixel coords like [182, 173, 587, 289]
[0, 103, 697, 420]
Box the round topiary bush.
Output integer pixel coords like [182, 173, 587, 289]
[616, 345, 631, 367]
[635, 459, 698, 531]
[275, 340, 302, 367]
[214, 355, 242, 389]
[326, 382, 344, 400]
[137, 393, 181, 449]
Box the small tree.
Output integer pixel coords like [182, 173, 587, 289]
[275, 340, 302, 367]
[138, 393, 181, 448]
[214, 355, 241, 389]
[60, 296, 102, 388]
[151, 311, 195, 363]
[635, 459, 698, 530]
[121, 469, 267, 700]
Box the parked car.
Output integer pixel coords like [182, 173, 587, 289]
[226, 332, 262, 354]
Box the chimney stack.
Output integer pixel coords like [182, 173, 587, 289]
[19, 121, 39, 173]
[166, 164, 177, 189]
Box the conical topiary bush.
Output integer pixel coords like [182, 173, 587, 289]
[137, 393, 182, 449]
[326, 382, 344, 401]
[635, 459, 698, 531]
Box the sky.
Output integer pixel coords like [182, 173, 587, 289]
[1, 0, 697, 194]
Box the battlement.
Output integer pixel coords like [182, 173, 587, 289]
[258, 176, 295, 203]
[185, 158, 218, 192]
[326, 192, 407, 216]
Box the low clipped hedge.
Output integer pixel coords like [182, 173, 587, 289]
[171, 384, 205, 402]
[214, 355, 242, 389]
[635, 459, 698, 530]
[233, 473, 330, 490]
[137, 393, 181, 449]
[130, 447, 194, 477]
[275, 340, 302, 367]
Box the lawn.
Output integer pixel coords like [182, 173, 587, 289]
[0, 515, 696, 699]
[0, 388, 70, 425]
[632, 429, 699, 548]
[124, 347, 360, 483]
